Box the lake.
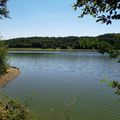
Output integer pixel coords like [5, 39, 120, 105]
[2, 51, 120, 120]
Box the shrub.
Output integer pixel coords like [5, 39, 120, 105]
[0, 100, 38, 120]
[0, 42, 8, 74]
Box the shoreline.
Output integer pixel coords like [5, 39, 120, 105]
[8, 48, 97, 52]
[0, 67, 20, 86]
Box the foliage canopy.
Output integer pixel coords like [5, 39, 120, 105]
[74, 0, 120, 24]
[0, 0, 9, 19]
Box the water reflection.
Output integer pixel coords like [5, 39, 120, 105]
[2, 51, 120, 120]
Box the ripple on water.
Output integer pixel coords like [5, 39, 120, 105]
[3, 51, 120, 120]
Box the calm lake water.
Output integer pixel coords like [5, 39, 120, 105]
[2, 51, 120, 120]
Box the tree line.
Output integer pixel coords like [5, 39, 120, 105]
[3, 33, 120, 57]
[4, 33, 120, 49]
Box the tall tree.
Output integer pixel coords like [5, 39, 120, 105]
[0, 0, 9, 74]
[74, 0, 120, 25]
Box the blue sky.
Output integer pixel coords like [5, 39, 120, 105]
[0, 0, 120, 39]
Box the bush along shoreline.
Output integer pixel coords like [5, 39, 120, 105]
[0, 95, 38, 120]
[0, 42, 8, 75]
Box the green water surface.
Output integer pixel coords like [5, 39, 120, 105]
[2, 51, 120, 120]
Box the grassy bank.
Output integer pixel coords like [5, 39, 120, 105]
[8, 48, 96, 51]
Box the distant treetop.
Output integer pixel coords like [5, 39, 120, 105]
[74, 0, 120, 25]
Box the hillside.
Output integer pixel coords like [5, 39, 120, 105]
[3, 33, 120, 50]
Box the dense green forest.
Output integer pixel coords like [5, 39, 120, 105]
[3, 33, 120, 58]
[4, 33, 120, 49]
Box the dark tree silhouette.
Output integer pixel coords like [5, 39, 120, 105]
[0, 0, 9, 19]
[74, 0, 120, 25]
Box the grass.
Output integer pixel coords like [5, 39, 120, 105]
[8, 48, 96, 51]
